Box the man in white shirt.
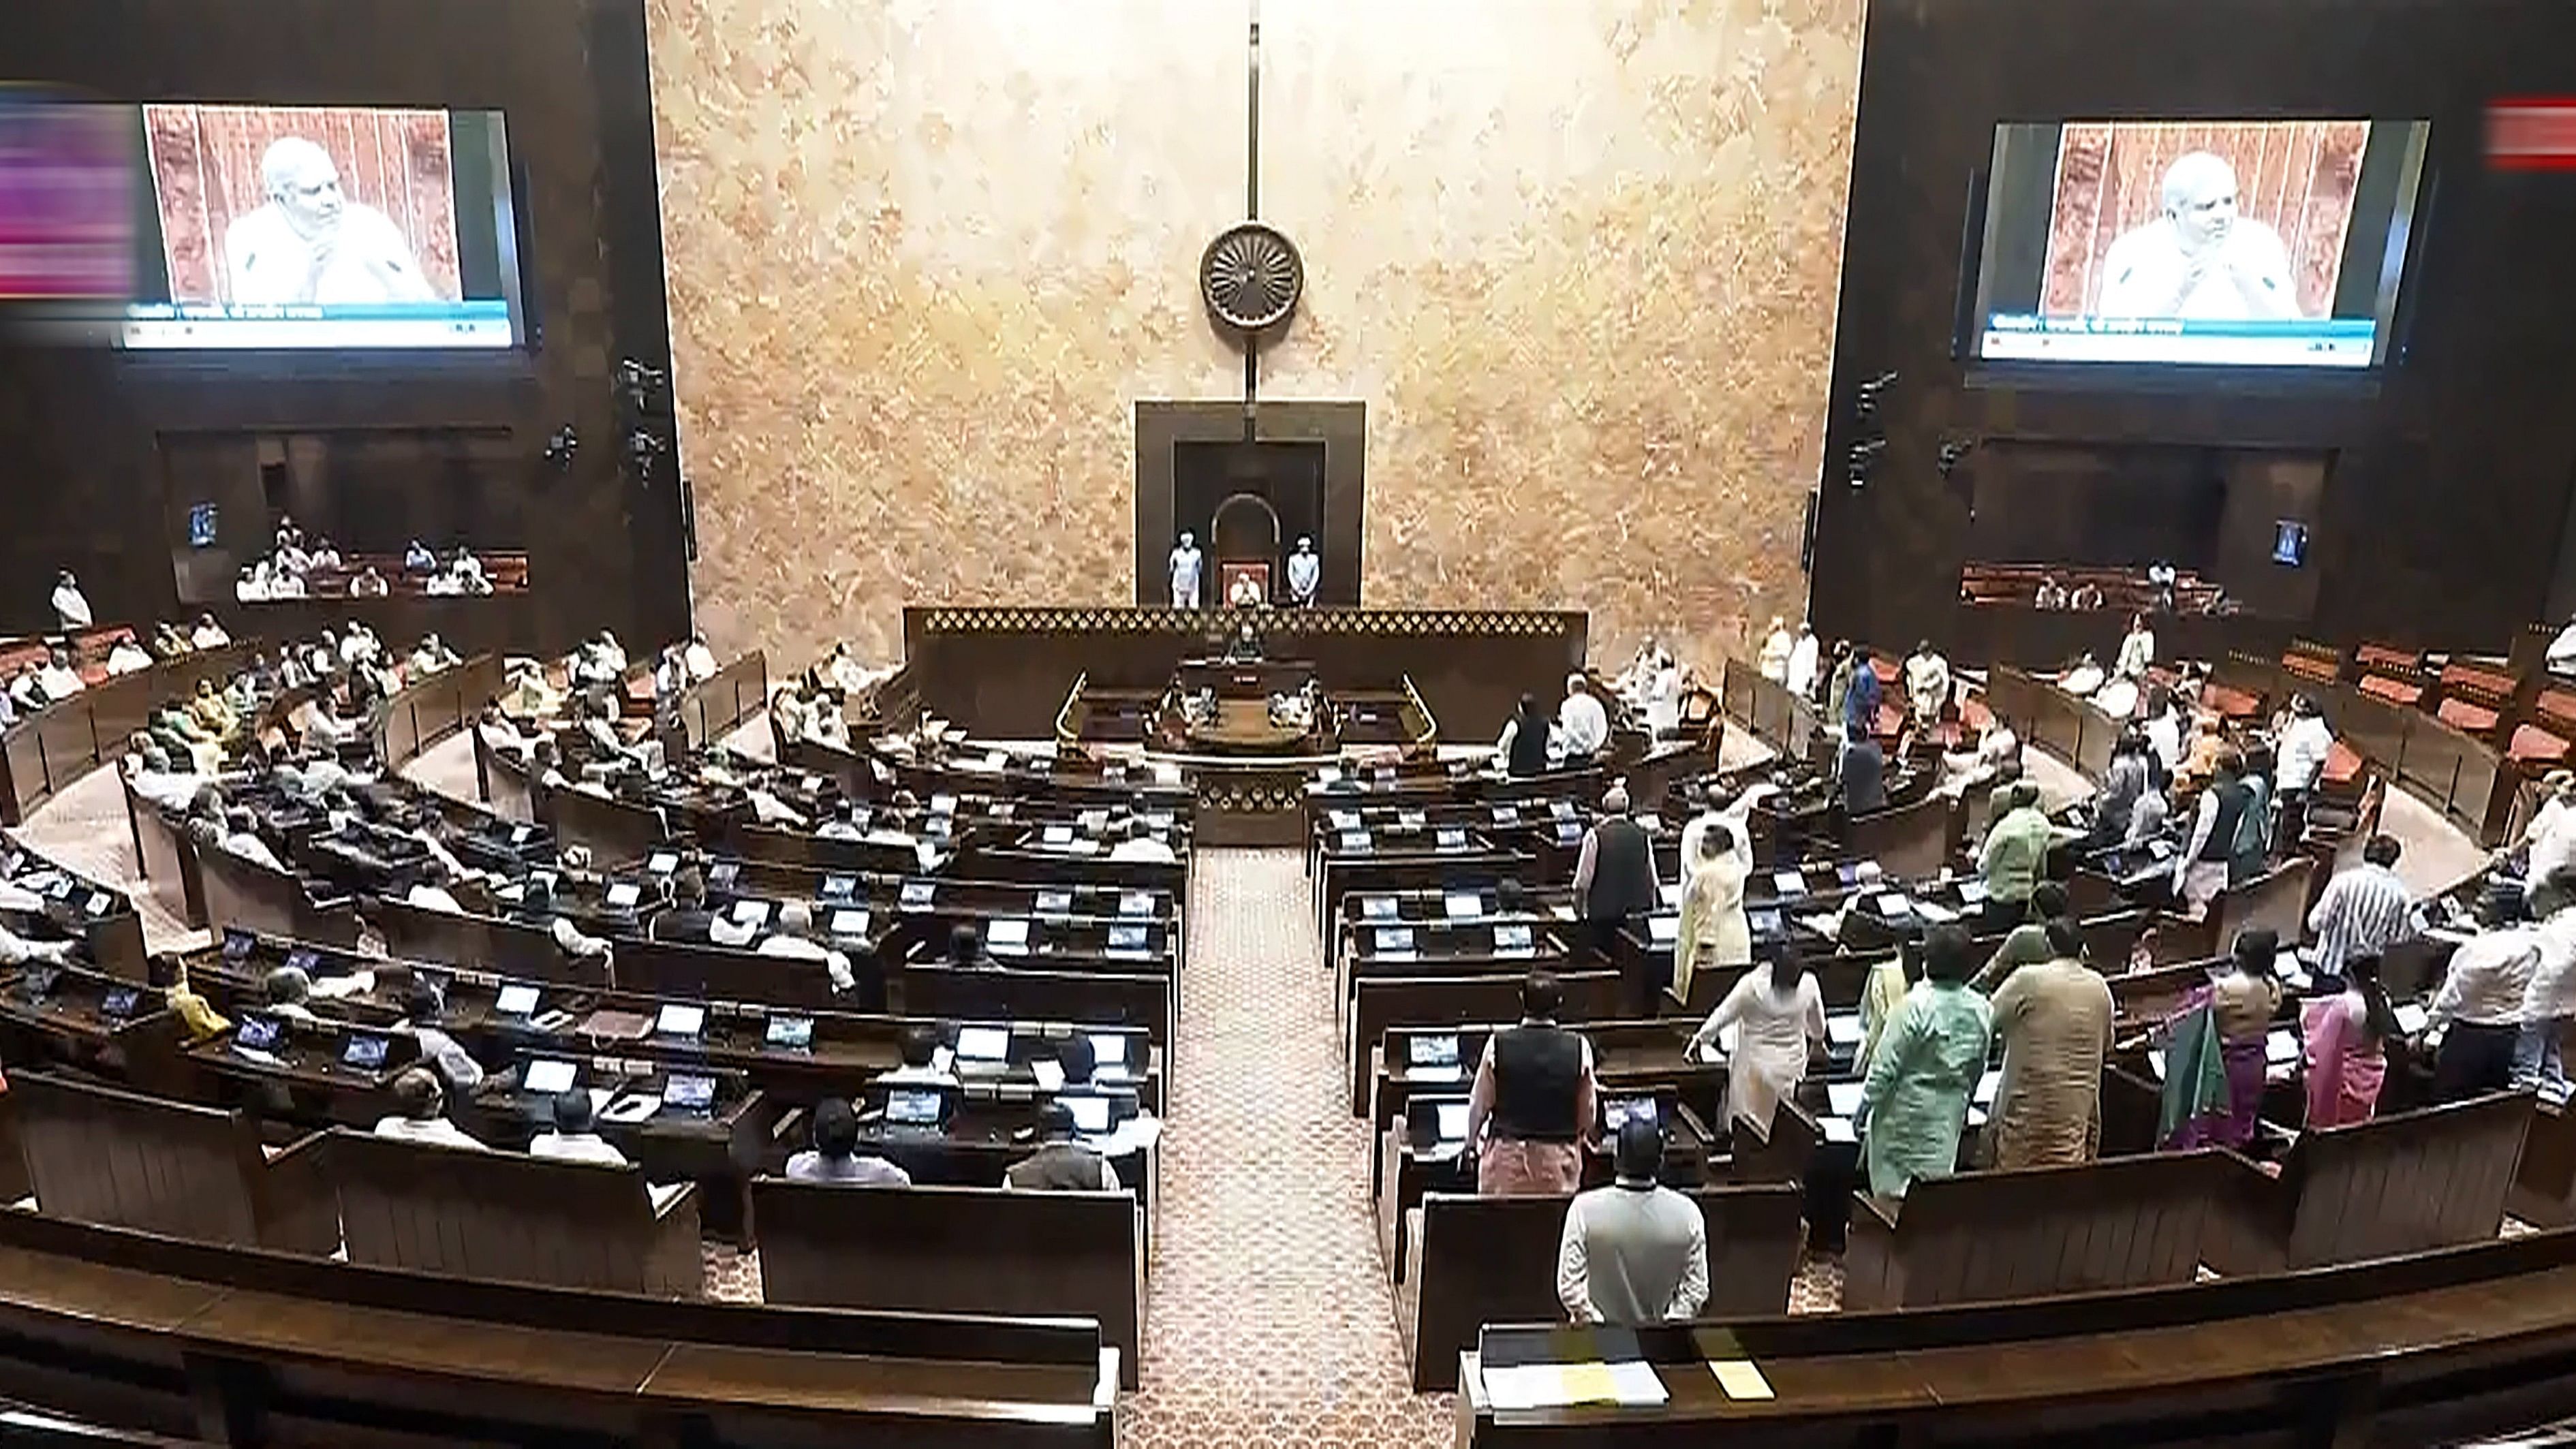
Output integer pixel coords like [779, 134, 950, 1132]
[815, 799, 866, 840]
[0, 920, 73, 967]
[104, 636, 151, 675]
[1557, 1117, 1707, 1324]
[190, 614, 230, 649]
[529, 1090, 630, 1166]
[2115, 616, 2156, 680]
[2095, 152, 2299, 322]
[1902, 640, 1951, 728]
[1557, 674, 1611, 762]
[226, 138, 437, 307]
[35, 648, 82, 702]
[1106, 819, 1179, 864]
[2521, 897, 2576, 1095]
[372, 1068, 487, 1151]
[1757, 617, 1793, 683]
[219, 812, 287, 872]
[408, 634, 459, 677]
[757, 899, 855, 994]
[2427, 885, 2540, 1103]
[2549, 614, 2576, 677]
[2272, 694, 2336, 844]
[684, 632, 719, 683]
[49, 572, 91, 632]
[1786, 624, 1820, 700]
[2522, 773, 2576, 918]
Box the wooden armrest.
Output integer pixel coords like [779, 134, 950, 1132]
[254, 1131, 343, 1257]
[769, 1106, 808, 1148]
[644, 1181, 704, 1298]
[1841, 1191, 1904, 1310]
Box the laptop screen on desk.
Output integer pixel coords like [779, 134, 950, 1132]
[1410, 1033, 1459, 1069]
[235, 1014, 284, 1053]
[662, 1073, 715, 1112]
[1436, 1101, 1470, 1141]
[523, 1057, 578, 1095]
[606, 882, 642, 909]
[1603, 1096, 1658, 1132]
[222, 928, 255, 963]
[955, 1026, 1010, 1062]
[655, 1003, 706, 1039]
[99, 985, 139, 1019]
[765, 1014, 813, 1050]
[342, 1033, 390, 1070]
[885, 1089, 944, 1126]
[647, 851, 680, 875]
[496, 984, 540, 1016]
[1062, 1094, 1112, 1134]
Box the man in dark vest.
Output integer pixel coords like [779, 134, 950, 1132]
[1002, 1100, 1121, 1191]
[2175, 749, 2254, 918]
[1465, 971, 1598, 1194]
[1574, 785, 1664, 1013]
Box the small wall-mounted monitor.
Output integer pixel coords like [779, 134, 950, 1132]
[2273, 520, 2310, 565]
[1969, 119, 2432, 369]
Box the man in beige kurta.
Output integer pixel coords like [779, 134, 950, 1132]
[1985, 931, 2116, 1170]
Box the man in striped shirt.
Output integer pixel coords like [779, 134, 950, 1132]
[2305, 835, 2420, 983]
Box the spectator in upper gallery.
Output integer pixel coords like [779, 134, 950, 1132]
[305, 536, 343, 572]
[340, 564, 386, 599]
[49, 571, 92, 632]
[371, 1068, 487, 1151]
[1555, 1115, 1707, 1325]
[1004, 1100, 1121, 1192]
[529, 1089, 629, 1166]
[2067, 579, 2106, 611]
[151, 621, 193, 658]
[2550, 611, 2576, 676]
[2031, 574, 2069, 610]
[1465, 971, 1598, 1196]
[35, 646, 82, 703]
[1902, 639, 1951, 730]
[1107, 817, 1179, 864]
[1858, 924, 1993, 1200]
[401, 539, 436, 572]
[449, 548, 491, 595]
[1495, 692, 1556, 777]
[1985, 918, 2115, 1170]
[2306, 835, 2420, 984]
[2115, 613, 2157, 680]
[1556, 674, 1611, 763]
[189, 612, 230, 649]
[878, 1023, 961, 1089]
[1978, 781, 2053, 934]
[104, 634, 152, 676]
[786, 1097, 910, 1185]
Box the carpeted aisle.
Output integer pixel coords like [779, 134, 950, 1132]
[1121, 847, 1452, 1445]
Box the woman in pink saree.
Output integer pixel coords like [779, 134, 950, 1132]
[2301, 953, 2395, 1129]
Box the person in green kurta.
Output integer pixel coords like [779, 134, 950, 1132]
[1859, 924, 1994, 1201]
[1976, 782, 2054, 934]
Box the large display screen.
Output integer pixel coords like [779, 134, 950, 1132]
[123, 104, 527, 349]
[1970, 119, 2432, 369]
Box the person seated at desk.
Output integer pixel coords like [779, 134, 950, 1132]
[190, 614, 230, 650]
[390, 980, 484, 1092]
[1555, 1115, 1707, 1326]
[1986, 918, 2115, 1170]
[0, 917, 73, 967]
[104, 634, 151, 676]
[186, 679, 240, 743]
[1858, 924, 1993, 1201]
[807, 689, 852, 750]
[1107, 817, 1177, 864]
[880, 1023, 961, 1088]
[373, 1072, 487, 1152]
[814, 798, 865, 841]
[408, 634, 461, 677]
[1495, 692, 1555, 777]
[769, 682, 811, 747]
[942, 923, 997, 971]
[1557, 674, 1610, 764]
[219, 811, 288, 873]
[262, 965, 320, 1023]
[159, 959, 230, 1042]
[532, 738, 573, 793]
[3, 665, 42, 715]
[649, 869, 717, 944]
[405, 860, 468, 916]
[789, 1097, 910, 1185]
[1465, 971, 1598, 1196]
[1972, 879, 2070, 993]
[151, 621, 193, 659]
[516, 878, 614, 970]
[35, 646, 82, 704]
[1004, 1100, 1121, 1192]
[531, 1089, 629, 1166]
[1944, 715, 2020, 796]
[123, 734, 207, 812]
[758, 900, 855, 995]
[1977, 782, 2051, 934]
[504, 660, 561, 721]
[348, 565, 390, 598]
[1688, 944, 1825, 1140]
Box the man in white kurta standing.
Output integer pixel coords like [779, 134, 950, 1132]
[1168, 532, 1202, 610]
[1285, 536, 1320, 608]
[225, 138, 437, 307]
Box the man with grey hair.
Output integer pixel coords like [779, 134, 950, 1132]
[2095, 150, 2299, 322]
[224, 136, 435, 306]
[1574, 783, 1664, 1013]
[1557, 673, 1611, 763]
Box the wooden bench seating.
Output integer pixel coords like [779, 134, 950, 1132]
[13, 1072, 338, 1257]
[327, 1127, 704, 1297]
[1399, 1183, 1804, 1391]
[1842, 1150, 2229, 1311]
[2203, 1091, 2533, 1276]
[751, 1177, 1143, 1388]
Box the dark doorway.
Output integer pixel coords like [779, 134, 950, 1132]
[1173, 440, 1322, 582]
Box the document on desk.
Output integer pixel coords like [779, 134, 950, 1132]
[1708, 1358, 1775, 1401]
[1559, 1362, 1620, 1405]
[1604, 1361, 1668, 1406]
[1478, 1364, 1566, 1412]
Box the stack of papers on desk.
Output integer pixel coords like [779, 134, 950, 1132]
[1479, 1362, 1666, 1411]
[1824, 1014, 1863, 1048]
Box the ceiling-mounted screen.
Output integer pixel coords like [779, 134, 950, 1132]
[122, 103, 527, 349]
[1970, 119, 2431, 369]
